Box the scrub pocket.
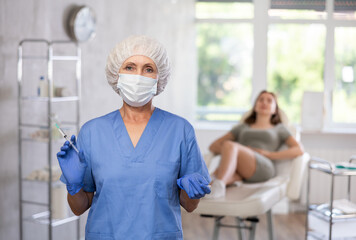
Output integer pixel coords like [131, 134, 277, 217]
[86, 232, 114, 240]
[154, 161, 180, 200]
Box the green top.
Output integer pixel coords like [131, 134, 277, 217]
[230, 123, 291, 152]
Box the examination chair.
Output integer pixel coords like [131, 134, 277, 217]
[194, 111, 310, 240]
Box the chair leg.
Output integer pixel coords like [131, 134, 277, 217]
[235, 217, 246, 240]
[212, 217, 222, 240]
[266, 209, 275, 240]
[248, 220, 257, 240]
[210, 216, 260, 240]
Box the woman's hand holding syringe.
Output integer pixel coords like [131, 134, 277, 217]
[57, 135, 87, 195]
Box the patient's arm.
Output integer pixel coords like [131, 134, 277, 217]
[251, 136, 304, 160]
[209, 132, 235, 155]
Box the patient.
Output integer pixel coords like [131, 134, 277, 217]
[206, 90, 304, 199]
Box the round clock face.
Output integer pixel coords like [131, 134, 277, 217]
[69, 6, 96, 42]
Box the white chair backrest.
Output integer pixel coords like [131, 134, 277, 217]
[239, 108, 289, 125]
[239, 108, 298, 140]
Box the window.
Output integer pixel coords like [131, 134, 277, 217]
[196, 0, 254, 122]
[333, 27, 356, 124]
[196, 1, 253, 122]
[197, 23, 253, 121]
[196, 0, 356, 128]
[268, 24, 326, 123]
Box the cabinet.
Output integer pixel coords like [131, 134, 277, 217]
[17, 39, 81, 240]
[305, 156, 356, 240]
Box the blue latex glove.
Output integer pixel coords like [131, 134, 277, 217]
[177, 173, 211, 199]
[57, 135, 87, 195]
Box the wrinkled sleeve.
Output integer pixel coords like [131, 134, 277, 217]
[278, 124, 292, 144]
[230, 123, 245, 142]
[178, 125, 211, 183]
[59, 124, 96, 193]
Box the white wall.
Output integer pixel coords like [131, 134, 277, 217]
[0, 0, 196, 239]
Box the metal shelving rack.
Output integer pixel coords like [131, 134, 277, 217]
[17, 39, 81, 240]
[305, 156, 356, 240]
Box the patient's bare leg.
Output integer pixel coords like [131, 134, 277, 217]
[205, 141, 257, 199]
[215, 141, 257, 185]
[212, 170, 242, 185]
[226, 173, 243, 185]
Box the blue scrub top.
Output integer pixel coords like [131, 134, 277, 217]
[70, 108, 210, 240]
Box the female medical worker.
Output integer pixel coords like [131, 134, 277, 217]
[57, 35, 211, 240]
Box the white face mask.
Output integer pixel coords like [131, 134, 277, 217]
[117, 73, 158, 107]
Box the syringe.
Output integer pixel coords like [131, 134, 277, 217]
[50, 116, 79, 153]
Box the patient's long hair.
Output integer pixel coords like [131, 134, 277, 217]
[244, 90, 282, 125]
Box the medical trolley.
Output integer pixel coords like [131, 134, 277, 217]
[305, 156, 356, 239]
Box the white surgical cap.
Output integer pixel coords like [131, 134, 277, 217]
[105, 35, 171, 96]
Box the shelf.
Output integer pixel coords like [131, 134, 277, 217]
[22, 179, 63, 186]
[61, 121, 78, 125]
[20, 137, 64, 143]
[309, 199, 356, 220]
[21, 96, 79, 102]
[20, 123, 49, 129]
[20, 123, 77, 129]
[308, 211, 356, 239]
[309, 163, 356, 176]
[51, 56, 80, 61]
[21, 200, 49, 207]
[307, 231, 327, 240]
[21, 56, 47, 60]
[309, 207, 356, 221]
[307, 231, 325, 240]
[20, 55, 80, 61]
[24, 211, 79, 227]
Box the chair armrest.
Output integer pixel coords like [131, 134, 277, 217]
[203, 152, 221, 175]
[286, 152, 310, 200]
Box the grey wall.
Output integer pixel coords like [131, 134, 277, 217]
[0, 0, 197, 239]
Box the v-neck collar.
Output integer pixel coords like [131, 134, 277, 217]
[112, 108, 164, 162]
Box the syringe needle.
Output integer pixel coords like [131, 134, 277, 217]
[50, 116, 79, 154]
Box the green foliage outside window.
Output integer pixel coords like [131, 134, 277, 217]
[197, 23, 252, 122]
[334, 27, 356, 123]
[268, 24, 325, 123]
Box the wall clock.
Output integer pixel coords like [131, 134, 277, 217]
[68, 5, 96, 42]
